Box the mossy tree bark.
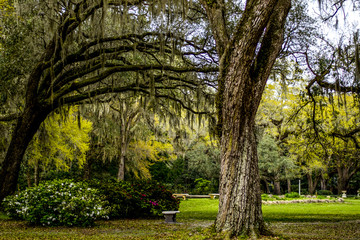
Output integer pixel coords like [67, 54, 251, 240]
[201, 0, 291, 237]
[0, 104, 51, 201]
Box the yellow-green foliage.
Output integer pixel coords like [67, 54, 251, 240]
[128, 136, 176, 179]
[257, 82, 300, 138]
[0, 0, 14, 31]
[287, 92, 360, 170]
[0, 0, 14, 48]
[27, 107, 92, 171]
[0, 0, 14, 18]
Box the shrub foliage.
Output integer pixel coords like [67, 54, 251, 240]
[285, 192, 301, 198]
[317, 190, 333, 195]
[1, 179, 108, 226]
[88, 179, 180, 219]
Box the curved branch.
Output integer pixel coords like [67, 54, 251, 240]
[331, 127, 360, 149]
[60, 84, 211, 115]
[51, 64, 218, 102]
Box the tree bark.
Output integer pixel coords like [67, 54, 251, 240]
[216, 117, 265, 237]
[26, 167, 32, 188]
[337, 166, 350, 194]
[0, 25, 56, 202]
[287, 179, 292, 193]
[320, 175, 327, 191]
[212, 0, 291, 237]
[34, 159, 40, 186]
[117, 143, 127, 181]
[336, 160, 360, 194]
[0, 105, 50, 202]
[115, 100, 134, 181]
[263, 179, 271, 194]
[307, 172, 320, 195]
[274, 180, 281, 195]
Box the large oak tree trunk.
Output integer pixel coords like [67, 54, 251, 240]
[216, 112, 266, 237]
[0, 34, 56, 202]
[0, 105, 49, 202]
[207, 0, 291, 237]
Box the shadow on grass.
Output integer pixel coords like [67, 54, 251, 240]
[263, 213, 360, 223]
[1, 200, 360, 239]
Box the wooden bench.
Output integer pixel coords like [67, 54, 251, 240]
[162, 211, 180, 223]
[172, 193, 189, 200]
[209, 193, 220, 199]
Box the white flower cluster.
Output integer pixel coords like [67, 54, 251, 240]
[2, 179, 109, 226]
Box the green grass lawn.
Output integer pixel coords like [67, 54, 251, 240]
[1, 199, 360, 239]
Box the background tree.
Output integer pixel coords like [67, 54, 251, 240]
[287, 90, 360, 194]
[256, 75, 302, 194]
[82, 95, 178, 181]
[258, 134, 298, 194]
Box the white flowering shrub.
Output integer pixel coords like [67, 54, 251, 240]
[2, 179, 109, 226]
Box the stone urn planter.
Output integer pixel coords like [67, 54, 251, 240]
[341, 190, 347, 198]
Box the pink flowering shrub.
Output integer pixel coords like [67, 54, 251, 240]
[88, 179, 179, 219]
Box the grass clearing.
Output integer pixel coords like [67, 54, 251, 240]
[263, 200, 360, 222]
[0, 199, 359, 239]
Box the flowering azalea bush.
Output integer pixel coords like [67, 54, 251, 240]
[134, 180, 180, 216]
[2, 179, 109, 226]
[88, 179, 179, 219]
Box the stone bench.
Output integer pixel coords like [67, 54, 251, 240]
[187, 195, 210, 198]
[172, 193, 189, 200]
[209, 193, 220, 199]
[162, 211, 180, 223]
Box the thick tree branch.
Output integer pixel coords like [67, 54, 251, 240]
[200, 0, 229, 57]
[331, 127, 360, 149]
[251, 0, 291, 95]
[61, 84, 210, 115]
[51, 64, 218, 102]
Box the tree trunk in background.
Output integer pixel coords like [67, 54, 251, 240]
[320, 176, 327, 190]
[83, 157, 93, 180]
[307, 173, 320, 195]
[264, 179, 271, 194]
[287, 179, 292, 193]
[206, 0, 291, 237]
[337, 166, 350, 194]
[274, 181, 281, 195]
[26, 168, 32, 188]
[117, 119, 129, 181]
[117, 152, 126, 181]
[34, 159, 40, 186]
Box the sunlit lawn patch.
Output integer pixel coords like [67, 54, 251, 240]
[262, 200, 360, 222]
